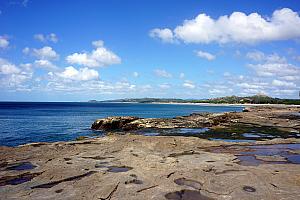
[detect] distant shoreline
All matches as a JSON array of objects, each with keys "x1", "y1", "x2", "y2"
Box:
[
  {"x1": 98, "y1": 101, "x2": 300, "y2": 107},
  {"x1": 150, "y1": 102, "x2": 300, "y2": 107}
]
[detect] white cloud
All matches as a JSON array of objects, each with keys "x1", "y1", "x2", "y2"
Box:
[
  {"x1": 246, "y1": 52, "x2": 300, "y2": 83},
  {"x1": 22, "y1": 47, "x2": 30, "y2": 54},
  {"x1": 0, "y1": 36, "x2": 9, "y2": 49},
  {"x1": 34, "y1": 59, "x2": 57, "y2": 71},
  {"x1": 183, "y1": 80, "x2": 195, "y2": 89},
  {"x1": 0, "y1": 58, "x2": 32, "y2": 89},
  {"x1": 45, "y1": 79, "x2": 140, "y2": 94},
  {"x1": 66, "y1": 40, "x2": 121, "y2": 67},
  {"x1": 196, "y1": 50, "x2": 216, "y2": 60},
  {"x1": 1, "y1": 73, "x2": 32, "y2": 88},
  {"x1": 92, "y1": 40, "x2": 104, "y2": 48},
  {"x1": 159, "y1": 83, "x2": 171, "y2": 89},
  {"x1": 20, "y1": 63, "x2": 33, "y2": 71},
  {"x1": 237, "y1": 82, "x2": 267, "y2": 90},
  {"x1": 208, "y1": 89, "x2": 224, "y2": 95},
  {"x1": 248, "y1": 62, "x2": 300, "y2": 78},
  {"x1": 151, "y1": 8, "x2": 300, "y2": 44},
  {"x1": 48, "y1": 33, "x2": 58, "y2": 43},
  {"x1": 0, "y1": 58, "x2": 20, "y2": 74},
  {"x1": 25, "y1": 46, "x2": 59, "y2": 60},
  {"x1": 133, "y1": 72, "x2": 139, "y2": 77},
  {"x1": 246, "y1": 51, "x2": 265, "y2": 61},
  {"x1": 58, "y1": 66, "x2": 99, "y2": 81},
  {"x1": 34, "y1": 33, "x2": 58, "y2": 43},
  {"x1": 246, "y1": 51, "x2": 286, "y2": 63},
  {"x1": 34, "y1": 34, "x2": 45, "y2": 42},
  {"x1": 272, "y1": 79, "x2": 296, "y2": 88},
  {"x1": 154, "y1": 69, "x2": 172, "y2": 78},
  {"x1": 149, "y1": 28, "x2": 176, "y2": 43}
]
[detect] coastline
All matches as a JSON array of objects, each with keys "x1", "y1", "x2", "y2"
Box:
[
  {"x1": 102, "y1": 101, "x2": 300, "y2": 107},
  {"x1": 0, "y1": 105, "x2": 300, "y2": 199}
]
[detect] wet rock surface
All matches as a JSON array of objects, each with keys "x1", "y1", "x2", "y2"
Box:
[
  {"x1": 0, "y1": 135, "x2": 300, "y2": 199},
  {"x1": 91, "y1": 106, "x2": 300, "y2": 141}
]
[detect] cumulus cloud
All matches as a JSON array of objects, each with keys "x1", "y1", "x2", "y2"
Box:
[
  {"x1": 154, "y1": 69, "x2": 172, "y2": 78},
  {"x1": 183, "y1": 80, "x2": 196, "y2": 89},
  {"x1": 246, "y1": 51, "x2": 285, "y2": 63},
  {"x1": 196, "y1": 50, "x2": 216, "y2": 60},
  {"x1": 24, "y1": 46, "x2": 59, "y2": 60},
  {"x1": 149, "y1": 28, "x2": 176, "y2": 43},
  {"x1": 33, "y1": 46, "x2": 59, "y2": 60},
  {"x1": 247, "y1": 54, "x2": 300, "y2": 80},
  {"x1": 219, "y1": 51, "x2": 300, "y2": 98},
  {"x1": 58, "y1": 66, "x2": 99, "y2": 81},
  {"x1": 0, "y1": 58, "x2": 20, "y2": 74},
  {"x1": 237, "y1": 82, "x2": 267, "y2": 90},
  {"x1": 272, "y1": 79, "x2": 296, "y2": 88},
  {"x1": 20, "y1": 63, "x2": 33, "y2": 72},
  {"x1": 0, "y1": 58, "x2": 32, "y2": 89},
  {"x1": 45, "y1": 79, "x2": 139, "y2": 94},
  {"x1": 203, "y1": 84, "x2": 234, "y2": 95},
  {"x1": 150, "y1": 8, "x2": 300, "y2": 44},
  {"x1": 66, "y1": 40, "x2": 121, "y2": 68},
  {"x1": 34, "y1": 59, "x2": 58, "y2": 71},
  {"x1": 34, "y1": 33, "x2": 58, "y2": 43},
  {"x1": 0, "y1": 36, "x2": 9, "y2": 49},
  {"x1": 246, "y1": 51, "x2": 266, "y2": 61}
]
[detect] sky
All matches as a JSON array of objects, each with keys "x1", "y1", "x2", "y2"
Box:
[{"x1": 0, "y1": 0, "x2": 300, "y2": 101}]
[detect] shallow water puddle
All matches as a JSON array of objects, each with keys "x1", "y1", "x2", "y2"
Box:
[
  {"x1": 208, "y1": 143, "x2": 300, "y2": 166},
  {"x1": 0, "y1": 172, "x2": 42, "y2": 186},
  {"x1": 136, "y1": 125, "x2": 299, "y2": 142},
  {"x1": 137, "y1": 128, "x2": 210, "y2": 137},
  {"x1": 107, "y1": 166, "x2": 133, "y2": 173},
  {"x1": 95, "y1": 163, "x2": 133, "y2": 173},
  {"x1": 165, "y1": 189, "x2": 214, "y2": 200},
  {"x1": 209, "y1": 138, "x2": 256, "y2": 143},
  {"x1": 6, "y1": 162, "x2": 37, "y2": 171}
]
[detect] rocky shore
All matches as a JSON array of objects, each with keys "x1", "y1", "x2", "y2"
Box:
[
  {"x1": 91, "y1": 106, "x2": 300, "y2": 137},
  {"x1": 0, "y1": 106, "x2": 300, "y2": 199}
]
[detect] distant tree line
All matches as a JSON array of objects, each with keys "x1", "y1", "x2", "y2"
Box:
[{"x1": 91, "y1": 95, "x2": 300, "y2": 105}]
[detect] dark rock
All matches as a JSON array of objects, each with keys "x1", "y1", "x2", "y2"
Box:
[
  {"x1": 242, "y1": 108, "x2": 251, "y2": 112},
  {"x1": 91, "y1": 116, "x2": 140, "y2": 131}
]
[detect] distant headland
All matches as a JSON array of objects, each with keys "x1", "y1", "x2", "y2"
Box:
[{"x1": 89, "y1": 95, "x2": 300, "y2": 105}]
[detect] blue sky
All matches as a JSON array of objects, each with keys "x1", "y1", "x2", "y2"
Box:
[{"x1": 0, "y1": 0, "x2": 300, "y2": 101}]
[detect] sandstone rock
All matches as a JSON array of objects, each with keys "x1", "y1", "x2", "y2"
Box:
[{"x1": 0, "y1": 136, "x2": 300, "y2": 200}]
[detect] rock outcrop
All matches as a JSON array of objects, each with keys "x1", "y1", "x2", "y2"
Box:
[
  {"x1": 91, "y1": 116, "x2": 140, "y2": 131},
  {"x1": 91, "y1": 112, "x2": 240, "y2": 131},
  {"x1": 91, "y1": 106, "x2": 300, "y2": 134}
]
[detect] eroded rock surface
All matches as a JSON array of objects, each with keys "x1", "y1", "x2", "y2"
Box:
[{"x1": 0, "y1": 136, "x2": 300, "y2": 200}]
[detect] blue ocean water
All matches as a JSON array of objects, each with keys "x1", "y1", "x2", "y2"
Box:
[{"x1": 0, "y1": 102, "x2": 243, "y2": 147}]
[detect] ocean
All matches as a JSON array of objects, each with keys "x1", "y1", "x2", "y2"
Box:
[{"x1": 0, "y1": 102, "x2": 243, "y2": 147}]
